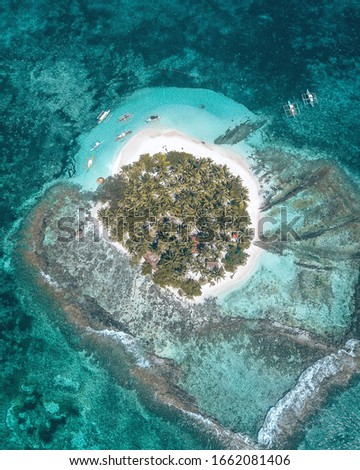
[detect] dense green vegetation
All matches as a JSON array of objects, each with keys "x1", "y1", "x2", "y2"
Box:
[{"x1": 96, "y1": 151, "x2": 253, "y2": 298}]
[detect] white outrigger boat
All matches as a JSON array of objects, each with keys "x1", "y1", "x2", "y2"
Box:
[
  {"x1": 97, "y1": 109, "x2": 111, "y2": 124},
  {"x1": 86, "y1": 155, "x2": 94, "y2": 172},
  {"x1": 90, "y1": 141, "x2": 104, "y2": 151},
  {"x1": 302, "y1": 89, "x2": 318, "y2": 107},
  {"x1": 145, "y1": 114, "x2": 160, "y2": 123},
  {"x1": 283, "y1": 101, "x2": 300, "y2": 117},
  {"x1": 115, "y1": 130, "x2": 132, "y2": 141},
  {"x1": 118, "y1": 113, "x2": 133, "y2": 123}
]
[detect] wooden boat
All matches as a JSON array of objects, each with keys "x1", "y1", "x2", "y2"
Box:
[
  {"x1": 145, "y1": 115, "x2": 160, "y2": 123},
  {"x1": 86, "y1": 155, "x2": 94, "y2": 172},
  {"x1": 97, "y1": 109, "x2": 111, "y2": 124},
  {"x1": 283, "y1": 101, "x2": 300, "y2": 117},
  {"x1": 90, "y1": 141, "x2": 103, "y2": 151},
  {"x1": 115, "y1": 130, "x2": 132, "y2": 141},
  {"x1": 118, "y1": 113, "x2": 133, "y2": 123},
  {"x1": 302, "y1": 89, "x2": 318, "y2": 107}
]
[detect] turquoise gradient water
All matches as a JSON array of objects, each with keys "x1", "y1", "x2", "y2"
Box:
[{"x1": 1, "y1": 0, "x2": 359, "y2": 450}]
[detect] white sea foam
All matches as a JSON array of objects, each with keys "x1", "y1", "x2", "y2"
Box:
[
  {"x1": 87, "y1": 328, "x2": 256, "y2": 448},
  {"x1": 258, "y1": 340, "x2": 360, "y2": 448},
  {"x1": 86, "y1": 327, "x2": 150, "y2": 368},
  {"x1": 40, "y1": 270, "x2": 60, "y2": 288},
  {"x1": 178, "y1": 408, "x2": 256, "y2": 449}
]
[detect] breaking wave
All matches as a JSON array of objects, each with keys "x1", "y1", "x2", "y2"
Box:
[
  {"x1": 258, "y1": 340, "x2": 360, "y2": 448},
  {"x1": 40, "y1": 270, "x2": 60, "y2": 289},
  {"x1": 178, "y1": 408, "x2": 256, "y2": 450},
  {"x1": 86, "y1": 327, "x2": 150, "y2": 368}
]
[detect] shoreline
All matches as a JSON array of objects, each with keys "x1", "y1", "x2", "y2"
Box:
[{"x1": 109, "y1": 127, "x2": 263, "y2": 302}]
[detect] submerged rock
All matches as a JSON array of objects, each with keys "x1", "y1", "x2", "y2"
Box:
[
  {"x1": 218, "y1": 141, "x2": 360, "y2": 340},
  {"x1": 214, "y1": 119, "x2": 266, "y2": 145}
]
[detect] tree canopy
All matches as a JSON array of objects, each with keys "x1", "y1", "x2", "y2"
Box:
[{"x1": 96, "y1": 151, "x2": 253, "y2": 298}]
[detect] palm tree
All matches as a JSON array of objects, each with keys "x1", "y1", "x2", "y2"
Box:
[{"x1": 97, "y1": 151, "x2": 253, "y2": 297}]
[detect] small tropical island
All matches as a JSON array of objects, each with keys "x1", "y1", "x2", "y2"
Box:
[{"x1": 96, "y1": 151, "x2": 254, "y2": 298}]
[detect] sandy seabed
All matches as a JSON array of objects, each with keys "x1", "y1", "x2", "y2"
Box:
[{"x1": 110, "y1": 127, "x2": 263, "y2": 301}]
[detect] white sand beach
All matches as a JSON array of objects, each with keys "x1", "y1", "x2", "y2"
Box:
[{"x1": 111, "y1": 127, "x2": 263, "y2": 301}]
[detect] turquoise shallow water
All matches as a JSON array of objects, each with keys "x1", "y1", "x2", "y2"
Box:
[
  {"x1": 72, "y1": 87, "x2": 253, "y2": 191},
  {"x1": 174, "y1": 328, "x2": 315, "y2": 440},
  {"x1": 1, "y1": 253, "x2": 212, "y2": 450},
  {"x1": 1, "y1": 0, "x2": 360, "y2": 450},
  {"x1": 298, "y1": 377, "x2": 360, "y2": 450}
]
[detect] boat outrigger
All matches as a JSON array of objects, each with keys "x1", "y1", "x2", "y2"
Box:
[
  {"x1": 97, "y1": 109, "x2": 111, "y2": 124},
  {"x1": 115, "y1": 130, "x2": 132, "y2": 141},
  {"x1": 283, "y1": 101, "x2": 300, "y2": 117},
  {"x1": 302, "y1": 89, "x2": 318, "y2": 107},
  {"x1": 118, "y1": 113, "x2": 133, "y2": 123},
  {"x1": 145, "y1": 115, "x2": 160, "y2": 123},
  {"x1": 90, "y1": 141, "x2": 104, "y2": 151}
]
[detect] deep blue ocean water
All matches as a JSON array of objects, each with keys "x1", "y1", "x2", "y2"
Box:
[{"x1": 1, "y1": 0, "x2": 359, "y2": 449}]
